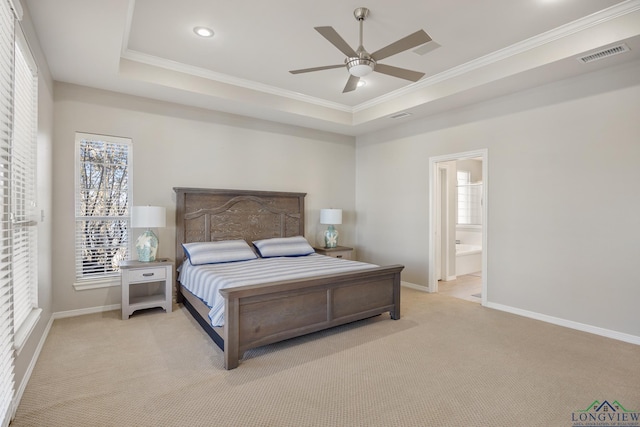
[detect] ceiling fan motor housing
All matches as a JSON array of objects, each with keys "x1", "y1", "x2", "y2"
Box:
[{"x1": 346, "y1": 57, "x2": 375, "y2": 77}]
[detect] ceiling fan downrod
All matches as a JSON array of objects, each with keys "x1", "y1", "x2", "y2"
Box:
[
  {"x1": 354, "y1": 7, "x2": 369, "y2": 51},
  {"x1": 347, "y1": 7, "x2": 375, "y2": 77}
]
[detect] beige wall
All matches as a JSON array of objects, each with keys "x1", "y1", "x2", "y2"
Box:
[
  {"x1": 52, "y1": 83, "x2": 356, "y2": 312},
  {"x1": 356, "y1": 59, "x2": 640, "y2": 338}
]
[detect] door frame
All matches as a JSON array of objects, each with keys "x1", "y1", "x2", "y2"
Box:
[
  {"x1": 428, "y1": 149, "x2": 488, "y2": 306},
  {"x1": 435, "y1": 163, "x2": 453, "y2": 281}
]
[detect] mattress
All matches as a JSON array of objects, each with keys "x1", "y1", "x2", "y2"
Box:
[{"x1": 178, "y1": 253, "x2": 377, "y2": 327}]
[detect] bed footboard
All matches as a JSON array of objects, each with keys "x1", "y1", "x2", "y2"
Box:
[{"x1": 220, "y1": 265, "x2": 403, "y2": 369}]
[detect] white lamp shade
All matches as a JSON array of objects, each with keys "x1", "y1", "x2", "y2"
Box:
[
  {"x1": 131, "y1": 206, "x2": 166, "y2": 228},
  {"x1": 320, "y1": 209, "x2": 342, "y2": 225}
]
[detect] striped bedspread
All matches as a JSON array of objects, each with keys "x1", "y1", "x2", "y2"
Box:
[{"x1": 178, "y1": 253, "x2": 378, "y2": 327}]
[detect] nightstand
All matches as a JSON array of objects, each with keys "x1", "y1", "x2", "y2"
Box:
[
  {"x1": 120, "y1": 259, "x2": 173, "y2": 320},
  {"x1": 314, "y1": 246, "x2": 354, "y2": 260}
]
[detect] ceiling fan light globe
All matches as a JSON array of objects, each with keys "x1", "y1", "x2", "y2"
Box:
[{"x1": 347, "y1": 58, "x2": 375, "y2": 77}]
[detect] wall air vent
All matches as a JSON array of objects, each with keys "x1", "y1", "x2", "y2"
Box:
[
  {"x1": 577, "y1": 43, "x2": 630, "y2": 64},
  {"x1": 389, "y1": 112, "x2": 412, "y2": 120}
]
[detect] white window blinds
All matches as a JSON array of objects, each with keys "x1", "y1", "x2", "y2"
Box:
[
  {"x1": 0, "y1": 1, "x2": 14, "y2": 425},
  {"x1": 75, "y1": 133, "x2": 132, "y2": 280},
  {"x1": 12, "y1": 26, "x2": 38, "y2": 342}
]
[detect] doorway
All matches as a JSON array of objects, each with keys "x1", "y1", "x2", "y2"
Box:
[{"x1": 428, "y1": 149, "x2": 488, "y2": 306}]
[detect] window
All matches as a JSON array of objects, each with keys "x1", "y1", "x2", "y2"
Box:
[
  {"x1": 12, "y1": 23, "x2": 39, "y2": 352},
  {"x1": 457, "y1": 170, "x2": 483, "y2": 225},
  {"x1": 457, "y1": 171, "x2": 471, "y2": 224},
  {"x1": 75, "y1": 133, "x2": 132, "y2": 282}
]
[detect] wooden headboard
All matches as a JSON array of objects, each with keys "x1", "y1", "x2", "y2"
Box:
[{"x1": 174, "y1": 188, "x2": 306, "y2": 263}]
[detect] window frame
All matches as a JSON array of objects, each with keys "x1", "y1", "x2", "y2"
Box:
[{"x1": 74, "y1": 132, "x2": 132, "y2": 288}]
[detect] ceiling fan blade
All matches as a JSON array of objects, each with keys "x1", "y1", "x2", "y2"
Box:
[
  {"x1": 315, "y1": 26, "x2": 358, "y2": 58},
  {"x1": 342, "y1": 75, "x2": 360, "y2": 93},
  {"x1": 371, "y1": 30, "x2": 432, "y2": 61},
  {"x1": 289, "y1": 64, "x2": 344, "y2": 74},
  {"x1": 374, "y1": 63, "x2": 425, "y2": 82}
]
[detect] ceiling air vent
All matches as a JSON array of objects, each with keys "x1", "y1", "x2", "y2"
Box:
[
  {"x1": 577, "y1": 43, "x2": 630, "y2": 64},
  {"x1": 389, "y1": 112, "x2": 412, "y2": 120}
]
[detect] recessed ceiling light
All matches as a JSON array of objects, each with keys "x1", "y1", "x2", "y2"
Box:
[
  {"x1": 193, "y1": 26, "x2": 214, "y2": 38},
  {"x1": 357, "y1": 80, "x2": 366, "y2": 87}
]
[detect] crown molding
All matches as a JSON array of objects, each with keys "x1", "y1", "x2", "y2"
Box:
[
  {"x1": 120, "y1": 49, "x2": 353, "y2": 113},
  {"x1": 120, "y1": 0, "x2": 640, "y2": 117},
  {"x1": 355, "y1": 0, "x2": 640, "y2": 112}
]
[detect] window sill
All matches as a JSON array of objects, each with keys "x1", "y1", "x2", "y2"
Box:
[
  {"x1": 73, "y1": 277, "x2": 121, "y2": 291},
  {"x1": 14, "y1": 308, "x2": 42, "y2": 355}
]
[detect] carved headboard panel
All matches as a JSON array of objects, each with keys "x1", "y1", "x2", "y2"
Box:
[{"x1": 174, "y1": 188, "x2": 306, "y2": 262}]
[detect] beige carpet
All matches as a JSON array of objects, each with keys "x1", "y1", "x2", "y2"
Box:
[{"x1": 13, "y1": 288, "x2": 640, "y2": 426}]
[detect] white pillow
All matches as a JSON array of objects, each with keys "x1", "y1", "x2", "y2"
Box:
[
  {"x1": 182, "y1": 240, "x2": 257, "y2": 265},
  {"x1": 253, "y1": 236, "x2": 314, "y2": 258}
]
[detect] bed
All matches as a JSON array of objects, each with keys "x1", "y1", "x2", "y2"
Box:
[{"x1": 174, "y1": 187, "x2": 404, "y2": 369}]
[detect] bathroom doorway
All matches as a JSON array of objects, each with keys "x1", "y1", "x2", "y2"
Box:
[{"x1": 428, "y1": 149, "x2": 488, "y2": 305}]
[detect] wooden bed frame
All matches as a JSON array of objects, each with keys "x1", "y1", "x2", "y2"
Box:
[{"x1": 174, "y1": 188, "x2": 404, "y2": 369}]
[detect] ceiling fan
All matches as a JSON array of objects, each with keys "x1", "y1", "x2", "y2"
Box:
[{"x1": 289, "y1": 7, "x2": 432, "y2": 93}]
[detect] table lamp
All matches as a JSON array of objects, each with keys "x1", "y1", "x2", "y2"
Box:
[
  {"x1": 131, "y1": 206, "x2": 166, "y2": 262},
  {"x1": 320, "y1": 208, "x2": 342, "y2": 248}
]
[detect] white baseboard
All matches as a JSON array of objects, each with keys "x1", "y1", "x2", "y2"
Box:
[
  {"x1": 401, "y1": 281, "x2": 430, "y2": 292},
  {"x1": 400, "y1": 282, "x2": 638, "y2": 345},
  {"x1": 486, "y1": 302, "x2": 640, "y2": 346},
  {"x1": 52, "y1": 304, "x2": 121, "y2": 320},
  {"x1": 11, "y1": 314, "x2": 54, "y2": 422}
]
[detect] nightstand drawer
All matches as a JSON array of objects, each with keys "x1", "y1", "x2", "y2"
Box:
[
  {"x1": 326, "y1": 250, "x2": 351, "y2": 259},
  {"x1": 128, "y1": 267, "x2": 166, "y2": 282},
  {"x1": 313, "y1": 246, "x2": 354, "y2": 260}
]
